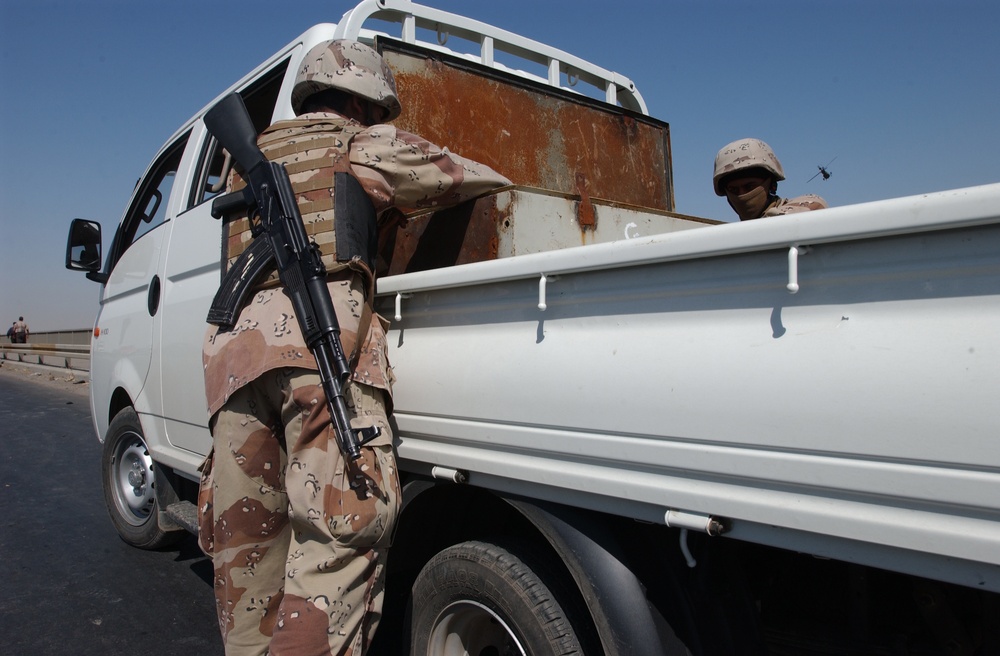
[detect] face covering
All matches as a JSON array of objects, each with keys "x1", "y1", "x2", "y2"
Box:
[{"x1": 728, "y1": 185, "x2": 770, "y2": 221}]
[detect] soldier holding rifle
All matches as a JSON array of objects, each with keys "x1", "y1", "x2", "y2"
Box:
[{"x1": 198, "y1": 40, "x2": 509, "y2": 655}]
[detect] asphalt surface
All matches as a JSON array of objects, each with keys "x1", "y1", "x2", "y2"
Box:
[{"x1": 0, "y1": 364, "x2": 223, "y2": 656}]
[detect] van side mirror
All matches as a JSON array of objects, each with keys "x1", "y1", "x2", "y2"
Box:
[{"x1": 66, "y1": 218, "x2": 108, "y2": 283}]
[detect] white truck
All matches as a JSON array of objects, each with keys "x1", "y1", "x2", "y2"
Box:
[{"x1": 65, "y1": 2, "x2": 999, "y2": 654}]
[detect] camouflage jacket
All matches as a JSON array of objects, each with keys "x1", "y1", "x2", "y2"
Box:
[
  {"x1": 763, "y1": 194, "x2": 828, "y2": 217},
  {"x1": 203, "y1": 113, "x2": 511, "y2": 417}
]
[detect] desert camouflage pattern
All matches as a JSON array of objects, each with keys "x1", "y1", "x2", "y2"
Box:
[
  {"x1": 221, "y1": 113, "x2": 511, "y2": 277},
  {"x1": 206, "y1": 113, "x2": 511, "y2": 417},
  {"x1": 203, "y1": 276, "x2": 394, "y2": 421},
  {"x1": 201, "y1": 112, "x2": 508, "y2": 654},
  {"x1": 221, "y1": 117, "x2": 366, "y2": 279},
  {"x1": 713, "y1": 138, "x2": 785, "y2": 195},
  {"x1": 198, "y1": 369, "x2": 399, "y2": 656},
  {"x1": 291, "y1": 40, "x2": 402, "y2": 120},
  {"x1": 763, "y1": 194, "x2": 828, "y2": 216}
]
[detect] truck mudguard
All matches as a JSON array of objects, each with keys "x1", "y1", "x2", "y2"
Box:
[{"x1": 507, "y1": 499, "x2": 685, "y2": 656}]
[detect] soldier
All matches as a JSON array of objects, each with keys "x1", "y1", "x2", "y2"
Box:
[
  {"x1": 198, "y1": 40, "x2": 510, "y2": 655},
  {"x1": 713, "y1": 138, "x2": 827, "y2": 221}
]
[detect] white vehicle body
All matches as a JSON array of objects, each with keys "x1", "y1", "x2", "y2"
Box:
[
  {"x1": 383, "y1": 184, "x2": 1000, "y2": 580},
  {"x1": 68, "y1": 2, "x2": 998, "y2": 654}
]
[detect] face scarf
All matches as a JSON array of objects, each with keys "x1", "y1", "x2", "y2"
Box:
[{"x1": 727, "y1": 185, "x2": 770, "y2": 221}]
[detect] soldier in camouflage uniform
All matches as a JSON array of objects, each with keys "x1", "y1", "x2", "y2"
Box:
[
  {"x1": 198, "y1": 39, "x2": 510, "y2": 656},
  {"x1": 713, "y1": 138, "x2": 827, "y2": 221}
]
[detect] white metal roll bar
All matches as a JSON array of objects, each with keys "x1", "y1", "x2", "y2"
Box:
[{"x1": 333, "y1": 0, "x2": 648, "y2": 113}]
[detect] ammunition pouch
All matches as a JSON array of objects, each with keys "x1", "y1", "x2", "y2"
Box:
[{"x1": 335, "y1": 171, "x2": 378, "y2": 273}]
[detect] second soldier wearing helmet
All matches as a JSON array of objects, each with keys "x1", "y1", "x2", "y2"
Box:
[
  {"x1": 199, "y1": 40, "x2": 510, "y2": 656},
  {"x1": 713, "y1": 138, "x2": 827, "y2": 221}
]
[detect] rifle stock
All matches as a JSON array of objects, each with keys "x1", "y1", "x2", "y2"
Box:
[{"x1": 204, "y1": 93, "x2": 267, "y2": 174}]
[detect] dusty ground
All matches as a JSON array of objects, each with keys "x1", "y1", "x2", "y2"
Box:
[{"x1": 0, "y1": 360, "x2": 90, "y2": 399}]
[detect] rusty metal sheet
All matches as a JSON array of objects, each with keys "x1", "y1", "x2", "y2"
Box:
[
  {"x1": 381, "y1": 195, "x2": 503, "y2": 276},
  {"x1": 378, "y1": 38, "x2": 674, "y2": 213},
  {"x1": 378, "y1": 189, "x2": 713, "y2": 277}
]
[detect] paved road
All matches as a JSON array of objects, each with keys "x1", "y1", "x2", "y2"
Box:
[{"x1": 0, "y1": 365, "x2": 223, "y2": 656}]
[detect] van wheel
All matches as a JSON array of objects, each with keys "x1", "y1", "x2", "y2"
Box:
[
  {"x1": 409, "y1": 540, "x2": 593, "y2": 656},
  {"x1": 102, "y1": 407, "x2": 179, "y2": 549}
]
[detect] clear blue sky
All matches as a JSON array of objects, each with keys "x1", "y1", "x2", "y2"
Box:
[{"x1": 2, "y1": 0, "x2": 998, "y2": 331}]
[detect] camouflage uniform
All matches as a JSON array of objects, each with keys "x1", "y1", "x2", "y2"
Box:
[
  {"x1": 762, "y1": 194, "x2": 828, "y2": 217},
  {"x1": 199, "y1": 108, "x2": 509, "y2": 656}
]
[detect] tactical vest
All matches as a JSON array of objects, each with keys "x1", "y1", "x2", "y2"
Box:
[{"x1": 222, "y1": 116, "x2": 370, "y2": 281}]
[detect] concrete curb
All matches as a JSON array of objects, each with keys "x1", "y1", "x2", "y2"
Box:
[{"x1": 0, "y1": 359, "x2": 90, "y2": 383}]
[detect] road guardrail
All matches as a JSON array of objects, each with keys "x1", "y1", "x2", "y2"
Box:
[{"x1": 0, "y1": 343, "x2": 90, "y2": 372}]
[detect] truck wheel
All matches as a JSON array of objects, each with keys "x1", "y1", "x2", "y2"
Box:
[
  {"x1": 409, "y1": 540, "x2": 592, "y2": 656},
  {"x1": 102, "y1": 407, "x2": 179, "y2": 549}
]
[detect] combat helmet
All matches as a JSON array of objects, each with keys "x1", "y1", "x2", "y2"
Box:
[
  {"x1": 713, "y1": 138, "x2": 785, "y2": 196},
  {"x1": 291, "y1": 39, "x2": 402, "y2": 121}
]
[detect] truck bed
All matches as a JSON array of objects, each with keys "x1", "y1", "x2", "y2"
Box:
[{"x1": 377, "y1": 182, "x2": 1000, "y2": 591}]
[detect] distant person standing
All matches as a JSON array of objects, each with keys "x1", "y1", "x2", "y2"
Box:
[
  {"x1": 6, "y1": 322, "x2": 15, "y2": 343},
  {"x1": 713, "y1": 138, "x2": 827, "y2": 221},
  {"x1": 13, "y1": 317, "x2": 29, "y2": 343}
]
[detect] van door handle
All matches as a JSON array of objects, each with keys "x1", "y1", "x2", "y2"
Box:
[{"x1": 147, "y1": 275, "x2": 161, "y2": 317}]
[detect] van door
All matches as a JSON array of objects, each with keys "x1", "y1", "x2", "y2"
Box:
[
  {"x1": 157, "y1": 60, "x2": 291, "y2": 456},
  {"x1": 156, "y1": 127, "x2": 227, "y2": 457},
  {"x1": 91, "y1": 135, "x2": 189, "y2": 424}
]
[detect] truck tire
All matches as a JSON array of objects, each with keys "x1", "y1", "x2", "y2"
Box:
[
  {"x1": 102, "y1": 407, "x2": 179, "y2": 549},
  {"x1": 409, "y1": 540, "x2": 592, "y2": 656}
]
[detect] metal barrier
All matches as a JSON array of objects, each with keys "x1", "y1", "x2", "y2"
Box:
[
  {"x1": 2, "y1": 329, "x2": 92, "y2": 346},
  {"x1": 0, "y1": 343, "x2": 90, "y2": 372}
]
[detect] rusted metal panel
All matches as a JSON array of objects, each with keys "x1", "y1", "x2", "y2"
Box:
[
  {"x1": 378, "y1": 38, "x2": 674, "y2": 213},
  {"x1": 379, "y1": 188, "x2": 713, "y2": 277},
  {"x1": 381, "y1": 194, "x2": 503, "y2": 276},
  {"x1": 373, "y1": 38, "x2": 683, "y2": 277}
]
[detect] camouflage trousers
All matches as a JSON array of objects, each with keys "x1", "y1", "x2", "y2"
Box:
[{"x1": 197, "y1": 367, "x2": 400, "y2": 656}]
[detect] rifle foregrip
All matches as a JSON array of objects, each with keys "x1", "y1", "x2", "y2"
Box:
[{"x1": 211, "y1": 187, "x2": 254, "y2": 220}]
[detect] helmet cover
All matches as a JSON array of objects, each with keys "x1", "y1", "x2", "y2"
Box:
[
  {"x1": 291, "y1": 39, "x2": 401, "y2": 120},
  {"x1": 713, "y1": 138, "x2": 785, "y2": 196}
]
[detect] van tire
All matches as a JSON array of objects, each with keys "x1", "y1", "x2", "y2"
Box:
[
  {"x1": 408, "y1": 540, "x2": 592, "y2": 656},
  {"x1": 102, "y1": 407, "x2": 180, "y2": 549}
]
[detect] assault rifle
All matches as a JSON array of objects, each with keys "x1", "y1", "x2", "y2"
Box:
[{"x1": 203, "y1": 92, "x2": 379, "y2": 461}]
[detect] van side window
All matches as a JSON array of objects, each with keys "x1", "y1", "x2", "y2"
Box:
[
  {"x1": 191, "y1": 138, "x2": 230, "y2": 207},
  {"x1": 109, "y1": 134, "x2": 189, "y2": 267},
  {"x1": 189, "y1": 58, "x2": 290, "y2": 209}
]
